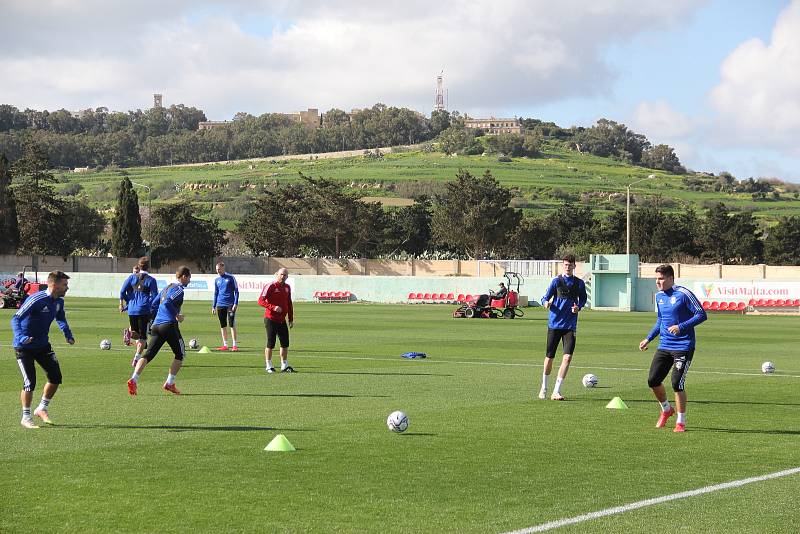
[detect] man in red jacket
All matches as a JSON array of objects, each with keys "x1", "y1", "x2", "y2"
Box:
[{"x1": 258, "y1": 268, "x2": 295, "y2": 373}]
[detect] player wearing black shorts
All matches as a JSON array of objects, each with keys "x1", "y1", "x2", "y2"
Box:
[
  {"x1": 639, "y1": 264, "x2": 706, "y2": 432},
  {"x1": 212, "y1": 262, "x2": 239, "y2": 351},
  {"x1": 127, "y1": 266, "x2": 192, "y2": 396},
  {"x1": 12, "y1": 271, "x2": 75, "y2": 428},
  {"x1": 537, "y1": 255, "x2": 587, "y2": 400},
  {"x1": 258, "y1": 268, "x2": 295, "y2": 373}
]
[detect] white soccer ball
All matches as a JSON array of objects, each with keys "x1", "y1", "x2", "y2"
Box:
[
  {"x1": 387, "y1": 410, "x2": 409, "y2": 433},
  {"x1": 582, "y1": 373, "x2": 598, "y2": 388},
  {"x1": 100, "y1": 339, "x2": 112, "y2": 350},
  {"x1": 189, "y1": 338, "x2": 199, "y2": 350},
  {"x1": 762, "y1": 361, "x2": 775, "y2": 374}
]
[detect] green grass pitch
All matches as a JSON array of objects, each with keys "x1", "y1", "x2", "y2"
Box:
[{"x1": 2, "y1": 300, "x2": 799, "y2": 533}]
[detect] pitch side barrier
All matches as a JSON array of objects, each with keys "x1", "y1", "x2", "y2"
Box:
[{"x1": 20, "y1": 272, "x2": 550, "y2": 305}]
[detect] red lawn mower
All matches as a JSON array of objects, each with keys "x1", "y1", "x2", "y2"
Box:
[
  {"x1": 452, "y1": 272, "x2": 524, "y2": 319},
  {"x1": 0, "y1": 269, "x2": 46, "y2": 309}
]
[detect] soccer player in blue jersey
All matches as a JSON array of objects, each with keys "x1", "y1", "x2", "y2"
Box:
[
  {"x1": 538, "y1": 254, "x2": 587, "y2": 400},
  {"x1": 212, "y1": 261, "x2": 239, "y2": 351},
  {"x1": 639, "y1": 264, "x2": 707, "y2": 433},
  {"x1": 11, "y1": 271, "x2": 75, "y2": 428},
  {"x1": 119, "y1": 257, "x2": 159, "y2": 367},
  {"x1": 127, "y1": 266, "x2": 191, "y2": 396}
]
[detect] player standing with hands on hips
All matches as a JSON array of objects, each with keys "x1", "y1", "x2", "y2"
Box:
[
  {"x1": 538, "y1": 254, "x2": 587, "y2": 401},
  {"x1": 639, "y1": 264, "x2": 706, "y2": 432},
  {"x1": 12, "y1": 271, "x2": 75, "y2": 428},
  {"x1": 258, "y1": 268, "x2": 294, "y2": 373}
]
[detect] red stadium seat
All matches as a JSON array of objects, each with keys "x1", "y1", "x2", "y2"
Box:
[
  {"x1": 776, "y1": 299, "x2": 786, "y2": 307},
  {"x1": 702, "y1": 301, "x2": 711, "y2": 310},
  {"x1": 457, "y1": 294, "x2": 465, "y2": 303},
  {"x1": 793, "y1": 299, "x2": 800, "y2": 306},
  {"x1": 465, "y1": 294, "x2": 473, "y2": 303},
  {"x1": 408, "y1": 292, "x2": 416, "y2": 300},
  {"x1": 709, "y1": 302, "x2": 720, "y2": 310},
  {"x1": 767, "y1": 299, "x2": 776, "y2": 306},
  {"x1": 748, "y1": 298, "x2": 756, "y2": 306},
  {"x1": 423, "y1": 293, "x2": 432, "y2": 300},
  {"x1": 446, "y1": 293, "x2": 455, "y2": 302},
  {"x1": 415, "y1": 292, "x2": 423, "y2": 300},
  {"x1": 756, "y1": 298, "x2": 767, "y2": 306},
  {"x1": 735, "y1": 302, "x2": 746, "y2": 311},
  {"x1": 718, "y1": 302, "x2": 728, "y2": 311}
]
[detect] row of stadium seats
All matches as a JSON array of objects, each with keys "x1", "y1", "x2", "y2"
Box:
[
  {"x1": 314, "y1": 290, "x2": 352, "y2": 303},
  {"x1": 407, "y1": 293, "x2": 471, "y2": 303},
  {"x1": 702, "y1": 299, "x2": 800, "y2": 311}
]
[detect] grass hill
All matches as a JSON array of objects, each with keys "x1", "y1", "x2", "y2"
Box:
[{"x1": 56, "y1": 141, "x2": 800, "y2": 230}]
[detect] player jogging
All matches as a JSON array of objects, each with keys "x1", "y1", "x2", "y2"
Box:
[
  {"x1": 127, "y1": 266, "x2": 191, "y2": 396},
  {"x1": 639, "y1": 264, "x2": 707, "y2": 433},
  {"x1": 12, "y1": 271, "x2": 75, "y2": 428},
  {"x1": 212, "y1": 261, "x2": 239, "y2": 351},
  {"x1": 538, "y1": 254, "x2": 587, "y2": 401},
  {"x1": 119, "y1": 257, "x2": 158, "y2": 367}
]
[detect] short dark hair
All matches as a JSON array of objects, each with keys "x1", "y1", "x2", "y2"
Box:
[
  {"x1": 47, "y1": 271, "x2": 70, "y2": 283},
  {"x1": 176, "y1": 266, "x2": 191, "y2": 278},
  {"x1": 655, "y1": 264, "x2": 675, "y2": 278},
  {"x1": 562, "y1": 254, "x2": 576, "y2": 264},
  {"x1": 137, "y1": 256, "x2": 150, "y2": 271}
]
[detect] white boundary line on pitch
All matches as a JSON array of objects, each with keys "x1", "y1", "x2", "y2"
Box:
[{"x1": 503, "y1": 466, "x2": 800, "y2": 533}]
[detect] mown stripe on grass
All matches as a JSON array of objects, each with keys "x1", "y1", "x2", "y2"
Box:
[{"x1": 503, "y1": 466, "x2": 800, "y2": 533}]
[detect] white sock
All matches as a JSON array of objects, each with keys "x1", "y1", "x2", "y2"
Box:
[
  {"x1": 231, "y1": 338, "x2": 237, "y2": 346},
  {"x1": 660, "y1": 400, "x2": 671, "y2": 412},
  {"x1": 266, "y1": 361, "x2": 273, "y2": 369},
  {"x1": 166, "y1": 373, "x2": 176, "y2": 385},
  {"x1": 222, "y1": 340, "x2": 228, "y2": 347},
  {"x1": 554, "y1": 377, "x2": 564, "y2": 394},
  {"x1": 22, "y1": 407, "x2": 31, "y2": 419},
  {"x1": 281, "y1": 361, "x2": 288, "y2": 370},
  {"x1": 130, "y1": 372, "x2": 140, "y2": 383},
  {"x1": 37, "y1": 396, "x2": 51, "y2": 411},
  {"x1": 541, "y1": 373, "x2": 549, "y2": 392},
  {"x1": 677, "y1": 412, "x2": 686, "y2": 424}
]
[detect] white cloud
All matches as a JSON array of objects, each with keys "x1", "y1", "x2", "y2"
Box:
[
  {"x1": 632, "y1": 100, "x2": 694, "y2": 139},
  {"x1": 709, "y1": 0, "x2": 800, "y2": 153},
  {"x1": 0, "y1": 0, "x2": 707, "y2": 118}
]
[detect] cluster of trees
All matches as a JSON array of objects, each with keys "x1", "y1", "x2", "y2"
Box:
[
  {"x1": 0, "y1": 102, "x2": 682, "y2": 175},
  {"x1": 5, "y1": 142, "x2": 800, "y2": 267}
]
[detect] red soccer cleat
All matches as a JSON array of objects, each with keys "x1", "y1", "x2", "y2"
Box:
[
  {"x1": 216, "y1": 346, "x2": 228, "y2": 351},
  {"x1": 127, "y1": 379, "x2": 138, "y2": 396},
  {"x1": 673, "y1": 423, "x2": 686, "y2": 433},
  {"x1": 163, "y1": 382, "x2": 181, "y2": 395},
  {"x1": 230, "y1": 345, "x2": 239, "y2": 352},
  {"x1": 656, "y1": 407, "x2": 675, "y2": 428}
]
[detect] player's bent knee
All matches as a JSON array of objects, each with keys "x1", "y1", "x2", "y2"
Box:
[{"x1": 647, "y1": 378, "x2": 662, "y2": 388}]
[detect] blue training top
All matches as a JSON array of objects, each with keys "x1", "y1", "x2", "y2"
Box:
[
  {"x1": 646, "y1": 285, "x2": 707, "y2": 351},
  {"x1": 150, "y1": 283, "x2": 185, "y2": 326},
  {"x1": 213, "y1": 273, "x2": 239, "y2": 308},
  {"x1": 119, "y1": 272, "x2": 159, "y2": 316},
  {"x1": 540, "y1": 274, "x2": 588, "y2": 331},
  {"x1": 11, "y1": 290, "x2": 73, "y2": 349}
]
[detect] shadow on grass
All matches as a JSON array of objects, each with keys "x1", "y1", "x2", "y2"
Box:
[
  {"x1": 182, "y1": 392, "x2": 389, "y2": 398},
  {"x1": 693, "y1": 426, "x2": 800, "y2": 436},
  {"x1": 399, "y1": 432, "x2": 438, "y2": 437},
  {"x1": 55, "y1": 423, "x2": 316, "y2": 432}
]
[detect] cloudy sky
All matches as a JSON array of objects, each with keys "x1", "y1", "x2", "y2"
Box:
[{"x1": 2, "y1": 0, "x2": 799, "y2": 181}]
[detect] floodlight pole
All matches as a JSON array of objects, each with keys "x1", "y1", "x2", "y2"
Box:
[{"x1": 626, "y1": 176, "x2": 656, "y2": 256}]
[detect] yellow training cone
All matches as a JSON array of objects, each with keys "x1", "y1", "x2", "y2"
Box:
[
  {"x1": 197, "y1": 346, "x2": 212, "y2": 354},
  {"x1": 605, "y1": 397, "x2": 629, "y2": 409},
  {"x1": 264, "y1": 434, "x2": 296, "y2": 452}
]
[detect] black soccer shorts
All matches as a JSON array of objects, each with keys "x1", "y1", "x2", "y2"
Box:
[{"x1": 545, "y1": 328, "x2": 576, "y2": 358}]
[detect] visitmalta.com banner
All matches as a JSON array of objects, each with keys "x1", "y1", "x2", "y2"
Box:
[
  {"x1": 152, "y1": 275, "x2": 293, "y2": 294},
  {"x1": 694, "y1": 281, "x2": 800, "y2": 302}
]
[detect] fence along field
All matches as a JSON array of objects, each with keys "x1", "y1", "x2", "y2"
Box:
[{"x1": 1, "y1": 299, "x2": 798, "y2": 532}]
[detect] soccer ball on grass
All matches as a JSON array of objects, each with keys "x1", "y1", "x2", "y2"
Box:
[
  {"x1": 99, "y1": 339, "x2": 112, "y2": 350},
  {"x1": 387, "y1": 410, "x2": 409, "y2": 433},
  {"x1": 189, "y1": 338, "x2": 199, "y2": 350},
  {"x1": 762, "y1": 361, "x2": 775, "y2": 374},
  {"x1": 582, "y1": 373, "x2": 598, "y2": 388}
]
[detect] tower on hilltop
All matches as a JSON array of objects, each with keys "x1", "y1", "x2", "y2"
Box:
[
  {"x1": 435, "y1": 72, "x2": 445, "y2": 111},
  {"x1": 153, "y1": 94, "x2": 163, "y2": 108}
]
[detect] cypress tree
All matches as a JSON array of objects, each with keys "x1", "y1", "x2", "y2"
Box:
[
  {"x1": 111, "y1": 177, "x2": 143, "y2": 257},
  {"x1": 0, "y1": 154, "x2": 20, "y2": 254}
]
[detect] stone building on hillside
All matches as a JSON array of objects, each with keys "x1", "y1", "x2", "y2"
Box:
[
  {"x1": 464, "y1": 116, "x2": 522, "y2": 135},
  {"x1": 198, "y1": 108, "x2": 319, "y2": 130}
]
